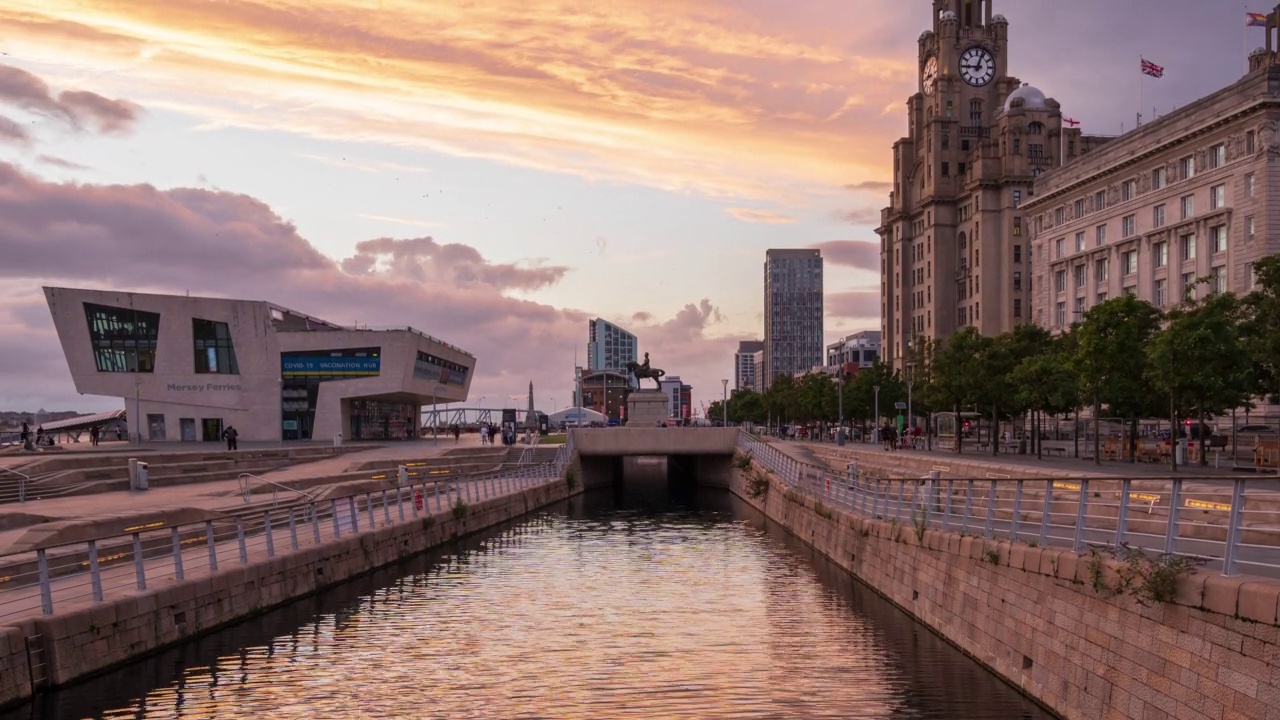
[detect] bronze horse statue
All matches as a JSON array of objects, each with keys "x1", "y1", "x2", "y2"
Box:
[{"x1": 626, "y1": 353, "x2": 666, "y2": 390}]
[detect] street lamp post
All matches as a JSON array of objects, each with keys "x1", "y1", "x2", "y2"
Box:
[
  {"x1": 721, "y1": 379, "x2": 729, "y2": 427},
  {"x1": 838, "y1": 369, "x2": 844, "y2": 440},
  {"x1": 432, "y1": 385, "x2": 438, "y2": 444}
]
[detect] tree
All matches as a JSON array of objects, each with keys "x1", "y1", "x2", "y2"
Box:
[
  {"x1": 1010, "y1": 348, "x2": 1079, "y2": 460},
  {"x1": 763, "y1": 374, "x2": 798, "y2": 429},
  {"x1": 1148, "y1": 289, "x2": 1252, "y2": 466},
  {"x1": 1073, "y1": 295, "x2": 1162, "y2": 464},
  {"x1": 728, "y1": 389, "x2": 766, "y2": 424},
  {"x1": 1000, "y1": 325, "x2": 1056, "y2": 454},
  {"x1": 1240, "y1": 256, "x2": 1280, "y2": 455},
  {"x1": 921, "y1": 328, "x2": 992, "y2": 453},
  {"x1": 847, "y1": 361, "x2": 906, "y2": 431}
]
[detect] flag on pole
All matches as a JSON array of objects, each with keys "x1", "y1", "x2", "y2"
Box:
[
  {"x1": 1247, "y1": 12, "x2": 1269, "y2": 27},
  {"x1": 1063, "y1": 117, "x2": 1080, "y2": 127},
  {"x1": 1140, "y1": 58, "x2": 1164, "y2": 78}
]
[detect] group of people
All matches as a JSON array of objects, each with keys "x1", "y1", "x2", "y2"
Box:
[{"x1": 880, "y1": 423, "x2": 924, "y2": 451}]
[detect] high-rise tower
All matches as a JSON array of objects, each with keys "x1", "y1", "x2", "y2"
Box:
[{"x1": 763, "y1": 249, "x2": 823, "y2": 389}]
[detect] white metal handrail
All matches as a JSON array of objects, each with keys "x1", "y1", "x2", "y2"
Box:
[
  {"x1": 237, "y1": 473, "x2": 315, "y2": 509},
  {"x1": 0, "y1": 466, "x2": 31, "y2": 503}
]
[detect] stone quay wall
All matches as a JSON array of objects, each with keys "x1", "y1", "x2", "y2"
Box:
[
  {"x1": 0, "y1": 478, "x2": 577, "y2": 710},
  {"x1": 729, "y1": 462, "x2": 1280, "y2": 720}
]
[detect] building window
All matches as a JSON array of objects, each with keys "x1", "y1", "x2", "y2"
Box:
[
  {"x1": 1123, "y1": 250, "x2": 1137, "y2": 276},
  {"x1": 961, "y1": 138, "x2": 970, "y2": 151},
  {"x1": 1055, "y1": 208, "x2": 1065, "y2": 225},
  {"x1": 1013, "y1": 190, "x2": 1022, "y2": 206},
  {"x1": 1212, "y1": 225, "x2": 1227, "y2": 254},
  {"x1": 1247, "y1": 216, "x2": 1255, "y2": 243},
  {"x1": 1055, "y1": 269, "x2": 1067, "y2": 292},
  {"x1": 1094, "y1": 190, "x2": 1106, "y2": 211},
  {"x1": 1055, "y1": 238, "x2": 1065, "y2": 258},
  {"x1": 1247, "y1": 173, "x2": 1255, "y2": 197},
  {"x1": 1029, "y1": 143, "x2": 1044, "y2": 159},
  {"x1": 1014, "y1": 244, "x2": 1022, "y2": 263},
  {"x1": 1154, "y1": 278, "x2": 1167, "y2": 307},
  {"x1": 1055, "y1": 301, "x2": 1066, "y2": 326},
  {"x1": 1095, "y1": 224, "x2": 1107, "y2": 246},
  {"x1": 942, "y1": 162, "x2": 950, "y2": 176},
  {"x1": 1074, "y1": 198, "x2": 1086, "y2": 218},
  {"x1": 1153, "y1": 167, "x2": 1166, "y2": 189},
  {"x1": 193, "y1": 318, "x2": 239, "y2": 374},
  {"x1": 1153, "y1": 241, "x2": 1168, "y2": 268},
  {"x1": 1028, "y1": 122, "x2": 1044, "y2": 135},
  {"x1": 1068, "y1": 139, "x2": 1076, "y2": 156},
  {"x1": 1013, "y1": 139, "x2": 1020, "y2": 154},
  {"x1": 1181, "y1": 234, "x2": 1196, "y2": 261},
  {"x1": 1180, "y1": 155, "x2": 1194, "y2": 180},
  {"x1": 970, "y1": 99, "x2": 983, "y2": 125},
  {"x1": 1209, "y1": 143, "x2": 1225, "y2": 169},
  {"x1": 84, "y1": 303, "x2": 160, "y2": 373},
  {"x1": 1252, "y1": 262, "x2": 1260, "y2": 287},
  {"x1": 1153, "y1": 204, "x2": 1165, "y2": 228},
  {"x1": 1122, "y1": 215, "x2": 1135, "y2": 238},
  {"x1": 1013, "y1": 217, "x2": 1022, "y2": 236},
  {"x1": 1180, "y1": 194, "x2": 1194, "y2": 220},
  {"x1": 1247, "y1": 130, "x2": 1257, "y2": 154},
  {"x1": 1096, "y1": 292, "x2": 1108, "y2": 305},
  {"x1": 942, "y1": 134, "x2": 950, "y2": 150},
  {"x1": 1095, "y1": 258, "x2": 1109, "y2": 283},
  {"x1": 1211, "y1": 265, "x2": 1227, "y2": 294},
  {"x1": 1075, "y1": 296, "x2": 1086, "y2": 317},
  {"x1": 1210, "y1": 184, "x2": 1225, "y2": 210},
  {"x1": 1013, "y1": 271, "x2": 1022, "y2": 290},
  {"x1": 1122, "y1": 180, "x2": 1137, "y2": 201},
  {"x1": 1182, "y1": 272, "x2": 1196, "y2": 301},
  {"x1": 1075, "y1": 231, "x2": 1086, "y2": 253},
  {"x1": 1013, "y1": 298, "x2": 1022, "y2": 317},
  {"x1": 1074, "y1": 265, "x2": 1086, "y2": 288}
]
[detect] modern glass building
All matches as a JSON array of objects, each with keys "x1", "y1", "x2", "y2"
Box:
[
  {"x1": 45, "y1": 287, "x2": 475, "y2": 443},
  {"x1": 763, "y1": 249, "x2": 824, "y2": 389},
  {"x1": 586, "y1": 318, "x2": 637, "y2": 372},
  {"x1": 734, "y1": 340, "x2": 763, "y2": 392}
]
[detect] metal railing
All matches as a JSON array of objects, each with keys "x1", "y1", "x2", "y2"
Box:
[
  {"x1": 0, "y1": 460, "x2": 566, "y2": 622},
  {"x1": 0, "y1": 466, "x2": 30, "y2": 504},
  {"x1": 237, "y1": 473, "x2": 316, "y2": 509},
  {"x1": 736, "y1": 432, "x2": 1280, "y2": 580}
]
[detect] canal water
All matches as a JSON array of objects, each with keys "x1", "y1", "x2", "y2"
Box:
[{"x1": 6, "y1": 478, "x2": 1052, "y2": 720}]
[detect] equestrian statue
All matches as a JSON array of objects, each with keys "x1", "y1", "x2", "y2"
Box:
[{"x1": 626, "y1": 352, "x2": 666, "y2": 390}]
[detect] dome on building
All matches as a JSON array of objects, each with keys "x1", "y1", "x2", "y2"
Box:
[
  {"x1": 919, "y1": 29, "x2": 935, "y2": 41},
  {"x1": 1250, "y1": 46, "x2": 1268, "y2": 57},
  {"x1": 992, "y1": 14, "x2": 1008, "y2": 24},
  {"x1": 939, "y1": 10, "x2": 957, "y2": 21},
  {"x1": 1003, "y1": 83, "x2": 1048, "y2": 112}
]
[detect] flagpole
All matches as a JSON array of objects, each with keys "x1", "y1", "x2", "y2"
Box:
[
  {"x1": 1138, "y1": 56, "x2": 1144, "y2": 129},
  {"x1": 1245, "y1": 2, "x2": 1250, "y2": 73}
]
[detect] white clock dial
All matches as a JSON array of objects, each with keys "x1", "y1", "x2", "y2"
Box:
[
  {"x1": 958, "y1": 47, "x2": 995, "y2": 87},
  {"x1": 922, "y1": 56, "x2": 938, "y2": 96}
]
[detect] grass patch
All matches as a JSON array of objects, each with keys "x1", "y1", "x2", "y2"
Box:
[
  {"x1": 564, "y1": 466, "x2": 578, "y2": 492},
  {"x1": 542, "y1": 433, "x2": 567, "y2": 444},
  {"x1": 814, "y1": 500, "x2": 834, "y2": 520},
  {"x1": 746, "y1": 470, "x2": 769, "y2": 500},
  {"x1": 452, "y1": 499, "x2": 470, "y2": 520},
  {"x1": 982, "y1": 545, "x2": 1000, "y2": 565}
]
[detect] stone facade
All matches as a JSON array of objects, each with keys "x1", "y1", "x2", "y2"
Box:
[
  {"x1": 1027, "y1": 64, "x2": 1280, "y2": 332},
  {"x1": 730, "y1": 463, "x2": 1280, "y2": 720},
  {"x1": 877, "y1": 0, "x2": 1109, "y2": 372}
]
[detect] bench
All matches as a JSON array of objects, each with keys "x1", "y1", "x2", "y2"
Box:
[{"x1": 1046, "y1": 447, "x2": 1067, "y2": 458}]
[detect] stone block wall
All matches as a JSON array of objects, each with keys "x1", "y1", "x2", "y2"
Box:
[
  {"x1": 730, "y1": 464, "x2": 1280, "y2": 720},
  {"x1": 0, "y1": 480, "x2": 574, "y2": 710}
]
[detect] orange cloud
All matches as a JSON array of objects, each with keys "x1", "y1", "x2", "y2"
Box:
[
  {"x1": 0, "y1": 0, "x2": 918, "y2": 201},
  {"x1": 725, "y1": 207, "x2": 797, "y2": 224}
]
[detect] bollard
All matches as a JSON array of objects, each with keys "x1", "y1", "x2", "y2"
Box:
[
  {"x1": 37, "y1": 549, "x2": 53, "y2": 615},
  {"x1": 171, "y1": 527, "x2": 185, "y2": 582}
]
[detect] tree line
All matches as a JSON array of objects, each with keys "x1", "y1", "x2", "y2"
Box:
[{"x1": 710, "y1": 256, "x2": 1280, "y2": 466}]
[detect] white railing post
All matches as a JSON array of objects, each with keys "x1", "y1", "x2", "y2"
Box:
[
  {"x1": 133, "y1": 533, "x2": 147, "y2": 589},
  {"x1": 984, "y1": 480, "x2": 996, "y2": 539},
  {"x1": 1072, "y1": 479, "x2": 1090, "y2": 553},
  {"x1": 1011, "y1": 480, "x2": 1024, "y2": 542},
  {"x1": 235, "y1": 518, "x2": 248, "y2": 564},
  {"x1": 1163, "y1": 479, "x2": 1182, "y2": 555},
  {"x1": 1223, "y1": 478, "x2": 1246, "y2": 577},
  {"x1": 1115, "y1": 478, "x2": 1132, "y2": 547},
  {"x1": 88, "y1": 539, "x2": 104, "y2": 601},
  {"x1": 171, "y1": 527, "x2": 185, "y2": 581},
  {"x1": 264, "y1": 511, "x2": 275, "y2": 558},
  {"x1": 37, "y1": 548, "x2": 53, "y2": 615},
  {"x1": 206, "y1": 520, "x2": 219, "y2": 571}
]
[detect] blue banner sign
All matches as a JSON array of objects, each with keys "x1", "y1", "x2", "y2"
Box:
[{"x1": 282, "y1": 356, "x2": 380, "y2": 376}]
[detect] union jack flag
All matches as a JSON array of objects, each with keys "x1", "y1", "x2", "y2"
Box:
[{"x1": 1140, "y1": 58, "x2": 1164, "y2": 79}]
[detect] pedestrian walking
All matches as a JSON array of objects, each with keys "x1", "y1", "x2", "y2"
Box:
[
  {"x1": 480, "y1": 424, "x2": 489, "y2": 445},
  {"x1": 452, "y1": 424, "x2": 461, "y2": 442},
  {"x1": 89, "y1": 425, "x2": 99, "y2": 446},
  {"x1": 221, "y1": 425, "x2": 239, "y2": 451}
]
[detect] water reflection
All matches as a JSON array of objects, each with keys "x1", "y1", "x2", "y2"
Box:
[{"x1": 4, "y1": 476, "x2": 1049, "y2": 720}]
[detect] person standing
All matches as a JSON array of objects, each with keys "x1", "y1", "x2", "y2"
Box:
[
  {"x1": 452, "y1": 424, "x2": 461, "y2": 442},
  {"x1": 221, "y1": 425, "x2": 238, "y2": 451},
  {"x1": 19, "y1": 422, "x2": 29, "y2": 448},
  {"x1": 480, "y1": 424, "x2": 489, "y2": 445},
  {"x1": 89, "y1": 425, "x2": 99, "y2": 446}
]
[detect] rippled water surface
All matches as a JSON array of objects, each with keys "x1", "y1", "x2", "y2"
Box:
[{"x1": 9, "y1": 482, "x2": 1051, "y2": 720}]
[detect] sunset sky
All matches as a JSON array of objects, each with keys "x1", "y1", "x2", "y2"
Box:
[{"x1": 0, "y1": 0, "x2": 1262, "y2": 415}]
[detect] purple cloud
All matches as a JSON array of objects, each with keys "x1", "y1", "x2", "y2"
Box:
[
  {"x1": 809, "y1": 240, "x2": 880, "y2": 272},
  {"x1": 826, "y1": 289, "x2": 881, "y2": 319},
  {"x1": 0, "y1": 115, "x2": 30, "y2": 146},
  {"x1": 0, "y1": 64, "x2": 142, "y2": 135}
]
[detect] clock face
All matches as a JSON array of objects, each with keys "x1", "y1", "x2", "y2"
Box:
[
  {"x1": 922, "y1": 56, "x2": 938, "y2": 96},
  {"x1": 958, "y1": 47, "x2": 995, "y2": 87}
]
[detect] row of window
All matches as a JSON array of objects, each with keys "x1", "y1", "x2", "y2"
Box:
[
  {"x1": 1047, "y1": 135, "x2": 1254, "y2": 227},
  {"x1": 1053, "y1": 224, "x2": 1236, "y2": 291},
  {"x1": 1052, "y1": 180, "x2": 1251, "y2": 259},
  {"x1": 85, "y1": 304, "x2": 239, "y2": 375},
  {"x1": 1052, "y1": 268, "x2": 1234, "y2": 325}
]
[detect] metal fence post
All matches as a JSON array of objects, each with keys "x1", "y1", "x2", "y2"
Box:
[
  {"x1": 288, "y1": 507, "x2": 299, "y2": 551},
  {"x1": 235, "y1": 518, "x2": 248, "y2": 565},
  {"x1": 171, "y1": 526, "x2": 185, "y2": 582},
  {"x1": 382, "y1": 490, "x2": 392, "y2": 526},
  {"x1": 942, "y1": 478, "x2": 953, "y2": 530},
  {"x1": 1223, "y1": 478, "x2": 1246, "y2": 577},
  {"x1": 349, "y1": 496, "x2": 360, "y2": 533},
  {"x1": 1072, "y1": 480, "x2": 1090, "y2": 553},
  {"x1": 133, "y1": 533, "x2": 146, "y2": 590},
  {"x1": 207, "y1": 520, "x2": 219, "y2": 571},
  {"x1": 1011, "y1": 480, "x2": 1024, "y2": 542},
  {"x1": 984, "y1": 480, "x2": 996, "y2": 539},
  {"x1": 1039, "y1": 481, "x2": 1053, "y2": 547},
  {"x1": 962, "y1": 480, "x2": 974, "y2": 534},
  {"x1": 434, "y1": 482, "x2": 442, "y2": 513},
  {"x1": 895, "y1": 480, "x2": 905, "y2": 522},
  {"x1": 312, "y1": 503, "x2": 322, "y2": 544},
  {"x1": 264, "y1": 511, "x2": 275, "y2": 558},
  {"x1": 366, "y1": 493, "x2": 376, "y2": 529},
  {"x1": 37, "y1": 548, "x2": 53, "y2": 615},
  {"x1": 1115, "y1": 478, "x2": 1132, "y2": 547},
  {"x1": 1164, "y1": 479, "x2": 1183, "y2": 555},
  {"x1": 88, "y1": 539, "x2": 104, "y2": 601}
]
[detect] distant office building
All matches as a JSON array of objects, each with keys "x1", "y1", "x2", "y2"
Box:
[
  {"x1": 826, "y1": 331, "x2": 882, "y2": 369},
  {"x1": 659, "y1": 376, "x2": 691, "y2": 420},
  {"x1": 763, "y1": 249, "x2": 824, "y2": 390},
  {"x1": 587, "y1": 318, "x2": 637, "y2": 372},
  {"x1": 734, "y1": 340, "x2": 763, "y2": 392},
  {"x1": 750, "y1": 349, "x2": 765, "y2": 393}
]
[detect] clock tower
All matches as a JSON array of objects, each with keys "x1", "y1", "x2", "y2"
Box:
[{"x1": 877, "y1": 0, "x2": 1088, "y2": 373}]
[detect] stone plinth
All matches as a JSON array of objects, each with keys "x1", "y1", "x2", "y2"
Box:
[{"x1": 626, "y1": 391, "x2": 669, "y2": 427}]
